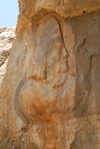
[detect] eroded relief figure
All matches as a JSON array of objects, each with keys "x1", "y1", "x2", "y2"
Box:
[
  {"x1": 15, "y1": 16, "x2": 75, "y2": 148},
  {"x1": 18, "y1": 17, "x2": 75, "y2": 122},
  {"x1": 15, "y1": 15, "x2": 97, "y2": 148},
  {"x1": 73, "y1": 38, "x2": 98, "y2": 118}
]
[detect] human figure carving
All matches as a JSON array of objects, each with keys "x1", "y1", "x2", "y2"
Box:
[
  {"x1": 15, "y1": 16, "x2": 98, "y2": 148},
  {"x1": 16, "y1": 16, "x2": 75, "y2": 148},
  {"x1": 73, "y1": 38, "x2": 98, "y2": 117},
  {"x1": 18, "y1": 17, "x2": 73, "y2": 122}
]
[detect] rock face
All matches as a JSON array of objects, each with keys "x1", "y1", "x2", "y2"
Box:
[
  {"x1": 0, "y1": 27, "x2": 15, "y2": 148},
  {"x1": 0, "y1": 0, "x2": 100, "y2": 149},
  {"x1": 0, "y1": 27, "x2": 16, "y2": 84}
]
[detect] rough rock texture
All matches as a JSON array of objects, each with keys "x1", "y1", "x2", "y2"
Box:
[
  {"x1": 17, "y1": 0, "x2": 100, "y2": 32},
  {"x1": 0, "y1": 27, "x2": 16, "y2": 84},
  {"x1": 0, "y1": 27, "x2": 15, "y2": 148},
  {"x1": 0, "y1": 0, "x2": 100, "y2": 149}
]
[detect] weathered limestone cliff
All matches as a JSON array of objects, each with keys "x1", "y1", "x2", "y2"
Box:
[
  {"x1": 0, "y1": 27, "x2": 15, "y2": 148},
  {"x1": 0, "y1": 0, "x2": 100, "y2": 149},
  {"x1": 0, "y1": 27, "x2": 15, "y2": 84}
]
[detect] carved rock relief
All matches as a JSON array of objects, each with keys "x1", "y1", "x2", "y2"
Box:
[
  {"x1": 14, "y1": 14, "x2": 98, "y2": 148},
  {"x1": 14, "y1": 15, "x2": 76, "y2": 148},
  {"x1": 15, "y1": 15, "x2": 76, "y2": 120}
]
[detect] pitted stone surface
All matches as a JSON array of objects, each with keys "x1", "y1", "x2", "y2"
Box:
[{"x1": 0, "y1": 27, "x2": 16, "y2": 84}]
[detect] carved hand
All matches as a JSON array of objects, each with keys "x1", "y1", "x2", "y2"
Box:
[
  {"x1": 33, "y1": 64, "x2": 46, "y2": 80},
  {"x1": 27, "y1": 64, "x2": 46, "y2": 80},
  {"x1": 74, "y1": 38, "x2": 98, "y2": 73}
]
